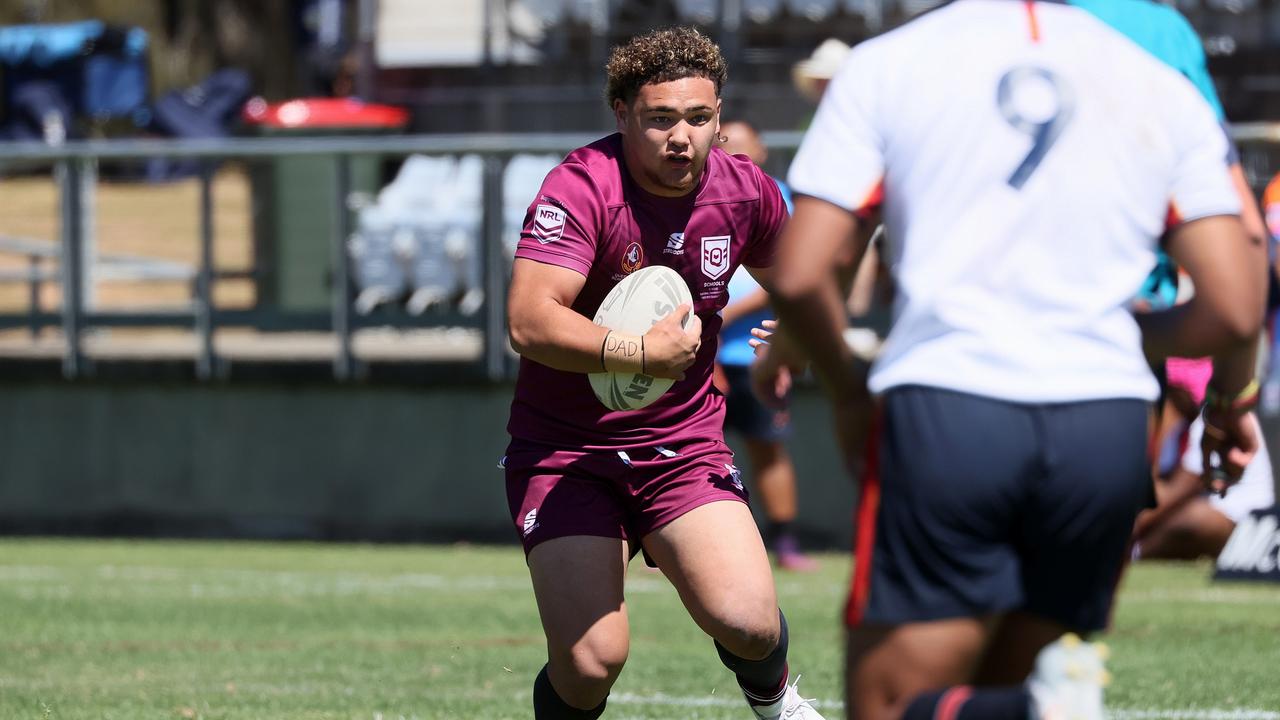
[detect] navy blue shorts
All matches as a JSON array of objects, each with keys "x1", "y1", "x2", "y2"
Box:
[
  {"x1": 722, "y1": 364, "x2": 790, "y2": 441},
  {"x1": 847, "y1": 386, "x2": 1151, "y2": 633}
]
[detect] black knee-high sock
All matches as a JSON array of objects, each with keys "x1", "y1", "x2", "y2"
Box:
[
  {"x1": 715, "y1": 609, "x2": 790, "y2": 706},
  {"x1": 902, "y1": 685, "x2": 1032, "y2": 720},
  {"x1": 533, "y1": 665, "x2": 607, "y2": 719},
  {"x1": 767, "y1": 521, "x2": 795, "y2": 546}
]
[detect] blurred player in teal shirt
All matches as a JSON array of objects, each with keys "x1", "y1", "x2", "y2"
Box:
[{"x1": 1074, "y1": 0, "x2": 1267, "y2": 311}]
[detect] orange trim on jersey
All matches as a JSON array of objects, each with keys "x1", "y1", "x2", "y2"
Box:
[
  {"x1": 1164, "y1": 201, "x2": 1183, "y2": 232},
  {"x1": 937, "y1": 686, "x2": 975, "y2": 720},
  {"x1": 854, "y1": 179, "x2": 885, "y2": 221},
  {"x1": 845, "y1": 410, "x2": 881, "y2": 627},
  {"x1": 1264, "y1": 173, "x2": 1280, "y2": 237},
  {"x1": 1265, "y1": 173, "x2": 1280, "y2": 208},
  {"x1": 1025, "y1": 1, "x2": 1041, "y2": 43}
]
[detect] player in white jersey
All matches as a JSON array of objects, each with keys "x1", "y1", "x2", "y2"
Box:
[{"x1": 756, "y1": 2, "x2": 1268, "y2": 719}]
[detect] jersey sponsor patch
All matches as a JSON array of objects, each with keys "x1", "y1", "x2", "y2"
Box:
[
  {"x1": 532, "y1": 204, "x2": 567, "y2": 244},
  {"x1": 701, "y1": 235, "x2": 731, "y2": 279}
]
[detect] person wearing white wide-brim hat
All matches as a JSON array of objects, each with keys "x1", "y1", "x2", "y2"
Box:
[{"x1": 791, "y1": 37, "x2": 850, "y2": 103}]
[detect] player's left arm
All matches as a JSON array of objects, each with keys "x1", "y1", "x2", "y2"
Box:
[
  {"x1": 1229, "y1": 162, "x2": 1268, "y2": 247},
  {"x1": 767, "y1": 196, "x2": 873, "y2": 402},
  {"x1": 741, "y1": 205, "x2": 876, "y2": 389},
  {"x1": 764, "y1": 196, "x2": 876, "y2": 477}
]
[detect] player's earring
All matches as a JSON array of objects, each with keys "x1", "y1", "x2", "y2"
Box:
[{"x1": 716, "y1": 133, "x2": 728, "y2": 143}]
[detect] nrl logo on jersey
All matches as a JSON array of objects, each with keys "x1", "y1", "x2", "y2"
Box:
[
  {"x1": 532, "y1": 204, "x2": 566, "y2": 244},
  {"x1": 664, "y1": 232, "x2": 685, "y2": 255}
]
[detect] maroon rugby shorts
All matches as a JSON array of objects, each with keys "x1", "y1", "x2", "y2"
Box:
[{"x1": 503, "y1": 438, "x2": 749, "y2": 557}]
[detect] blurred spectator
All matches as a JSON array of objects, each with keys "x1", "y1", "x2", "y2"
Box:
[
  {"x1": 0, "y1": 80, "x2": 73, "y2": 143},
  {"x1": 293, "y1": 0, "x2": 351, "y2": 96},
  {"x1": 790, "y1": 38, "x2": 849, "y2": 131},
  {"x1": 716, "y1": 119, "x2": 816, "y2": 572},
  {"x1": 790, "y1": 38, "x2": 849, "y2": 104}
]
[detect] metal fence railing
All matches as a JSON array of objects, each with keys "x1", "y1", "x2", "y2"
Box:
[
  {"x1": 0, "y1": 134, "x2": 605, "y2": 381},
  {"x1": 0, "y1": 124, "x2": 1277, "y2": 382}
]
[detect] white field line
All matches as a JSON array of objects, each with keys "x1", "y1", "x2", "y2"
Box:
[
  {"x1": 1111, "y1": 707, "x2": 1280, "y2": 712},
  {"x1": 3, "y1": 566, "x2": 1279, "y2": 606},
  {"x1": 0, "y1": 564, "x2": 841, "y2": 599},
  {"x1": 0, "y1": 564, "x2": 538, "y2": 598},
  {"x1": 5, "y1": 563, "x2": 1269, "y2": 602},
  {"x1": 1122, "y1": 587, "x2": 1280, "y2": 605}
]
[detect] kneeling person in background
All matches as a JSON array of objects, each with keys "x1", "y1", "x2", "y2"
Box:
[{"x1": 1135, "y1": 357, "x2": 1276, "y2": 559}]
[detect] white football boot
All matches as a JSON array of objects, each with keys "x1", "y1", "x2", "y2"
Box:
[
  {"x1": 1027, "y1": 633, "x2": 1111, "y2": 720},
  {"x1": 748, "y1": 674, "x2": 827, "y2": 720}
]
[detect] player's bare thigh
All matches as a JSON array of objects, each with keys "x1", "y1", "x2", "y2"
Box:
[
  {"x1": 641, "y1": 500, "x2": 780, "y2": 658},
  {"x1": 972, "y1": 610, "x2": 1071, "y2": 685},
  {"x1": 1140, "y1": 498, "x2": 1236, "y2": 559},
  {"x1": 845, "y1": 617, "x2": 991, "y2": 720},
  {"x1": 528, "y1": 535, "x2": 632, "y2": 707}
]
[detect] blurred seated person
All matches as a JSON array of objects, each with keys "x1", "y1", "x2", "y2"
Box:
[{"x1": 1133, "y1": 356, "x2": 1275, "y2": 559}]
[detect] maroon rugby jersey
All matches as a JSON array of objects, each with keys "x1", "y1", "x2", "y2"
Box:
[{"x1": 507, "y1": 133, "x2": 789, "y2": 450}]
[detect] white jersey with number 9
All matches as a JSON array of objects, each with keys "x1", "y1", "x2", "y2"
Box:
[{"x1": 788, "y1": 0, "x2": 1241, "y2": 404}]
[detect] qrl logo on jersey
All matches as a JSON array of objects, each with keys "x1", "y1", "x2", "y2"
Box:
[
  {"x1": 532, "y1": 204, "x2": 566, "y2": 244},
  {"x1": 701, "y1": 236, "x2": 730, "y2": 279}
]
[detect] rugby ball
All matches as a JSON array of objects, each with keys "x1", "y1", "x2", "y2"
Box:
[{"x1": 589, "y1": 265, "x2": 694, "y2": 411}]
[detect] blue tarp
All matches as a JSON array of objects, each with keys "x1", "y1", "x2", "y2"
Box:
[
  {"x1": 0, "y1": 21, "x2": 149, "y2": 122},
  {"x1": 0, "y1": 20, "x2": 146, "y2": 66}
]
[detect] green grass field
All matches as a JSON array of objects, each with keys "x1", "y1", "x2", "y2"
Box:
[{"x1": 1, "y1": 539, "x2": 1278, "y2": 719}]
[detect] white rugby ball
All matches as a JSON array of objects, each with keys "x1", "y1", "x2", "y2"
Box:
[{"x1": 589, "y1": 265, "x2": 694, "y2": 411}]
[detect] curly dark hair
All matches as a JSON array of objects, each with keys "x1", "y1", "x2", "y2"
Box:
[{"x1": 605, "y1": 26, "x2": 727, "y2": 108}]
